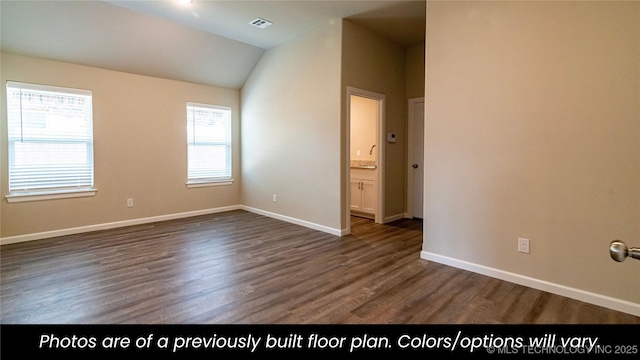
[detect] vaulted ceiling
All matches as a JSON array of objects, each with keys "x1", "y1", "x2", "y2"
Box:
[{"x1": 1, "y1": 1, "x2": 425, "y2": 89}]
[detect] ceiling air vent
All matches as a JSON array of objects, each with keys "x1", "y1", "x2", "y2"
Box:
[{"x1": 250, "y1": 18, "x2": 273, "y2": 29}]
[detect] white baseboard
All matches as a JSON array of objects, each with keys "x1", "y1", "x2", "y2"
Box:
[
  {"x1": 0, "y1": 205, "x2": 242, "y2": 246},
  {"x1": 384, "y1": 213, "x2": 406, "y2": 223},
  {"x1": 1, "y1": 205, "x2": 343, "y2": 245},
  {"x1": 421, "y1": 251, "x2": 640, "y2": 317},
  {"x1": 240, "y1": 205, "x2": 342, "y2": 237}
]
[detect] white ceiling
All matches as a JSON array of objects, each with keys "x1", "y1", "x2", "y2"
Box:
[
  {"x1": 105, "y1": 0, "x2": 426, "y2": 49},
  {"x1": 1, "y1": 0, "x2": 425, "y2": 89}
]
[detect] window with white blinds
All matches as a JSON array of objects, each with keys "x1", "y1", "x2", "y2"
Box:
[
  {"x1": 186, "y1": 103, "x2": 232, "y2": 184},
  {"x1": 6, "y1": 81, "x2": 94, "y2": 194}
]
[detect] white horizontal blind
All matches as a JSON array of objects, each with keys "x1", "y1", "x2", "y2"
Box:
[
  {"x1": 6, "y1": 81, "x2": 94, "y2": 193},
  {"x1": 187, "y1": 103, "x2": 232, "y2": 182}
]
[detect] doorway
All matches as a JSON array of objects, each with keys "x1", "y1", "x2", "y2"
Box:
[
  {"x1": 346, "y1": 87, "x2": 385, "y2": 235},
  {"x1": 407, "y1": 97, "x2": 424, "y2": 219}
]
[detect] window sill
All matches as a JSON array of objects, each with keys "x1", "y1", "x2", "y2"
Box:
[
  {"x1": 5, "y1": 189, "x2": 97, "y2": 203},
  {"x1": 186, "y1": 179, "x2": 234, "y2": 188}
]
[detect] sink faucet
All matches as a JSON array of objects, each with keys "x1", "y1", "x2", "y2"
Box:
[{"x1": 369, "y1": 144, "x2": 376, "y2": 155}]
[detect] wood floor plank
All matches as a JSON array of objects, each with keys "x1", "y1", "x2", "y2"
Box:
[{"x1": 1, "y1": 211, "x2": 637, "y2": 324}]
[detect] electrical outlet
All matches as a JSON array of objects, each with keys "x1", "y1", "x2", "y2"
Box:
[
  {"x1": 272, "y1": 194, "x2": 277, "y2": 203},
  {"x1": 127, "y1": 198, "x2": 134, "y2": 208},
  {"x1": 357, "y1": 150, "x2": 361, "y2": 157},
  {"x1": 518, "y1": 238, "x2": 530, "y2": 254}
]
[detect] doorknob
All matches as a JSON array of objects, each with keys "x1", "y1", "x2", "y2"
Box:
[
  {"x1": 609, "y1": 240, "x2": 640, "y2": 262},
  {"x1": 412, "y1": 164, "x2": 419, "y2": 169}
]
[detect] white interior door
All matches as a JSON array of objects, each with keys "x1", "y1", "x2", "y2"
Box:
[{"x1": 410, "y1": 99, "x2": 424, "y2": 219}]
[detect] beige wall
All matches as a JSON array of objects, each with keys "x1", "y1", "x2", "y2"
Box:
[
  {"x1": 424, "y1": 1, "x2": 639, "y2": 304},
  {"x1": 350, "y1": 95, "x2": 377, "y2": 162},
  {"x1": 1, "y1": 53, "x2": 241, "y2": 238},
  {"x1": 406, "y1": 42, "x2": 425, "y2": 99},
  {"x1": 342, "y1": 20, "x2": 407, "y2": 225},
  {"x1": 0, "y1": 52, "x2": 3, "y2": 236},
  {"x1": 240, "y1": 20, "x2": 343, "y2": 230}
]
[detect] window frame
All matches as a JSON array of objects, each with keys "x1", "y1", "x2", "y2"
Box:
[
  {"x1": 185, "y1": 102, "x2": 233, "y2": 188},
  {"x1": 5, "y1": 81, "x2": 97, "y2": 203}
]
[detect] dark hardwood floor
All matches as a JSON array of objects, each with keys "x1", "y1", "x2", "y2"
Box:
[{"x1": 1, "y1": 210, "x2": 637, "y2": 324}]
